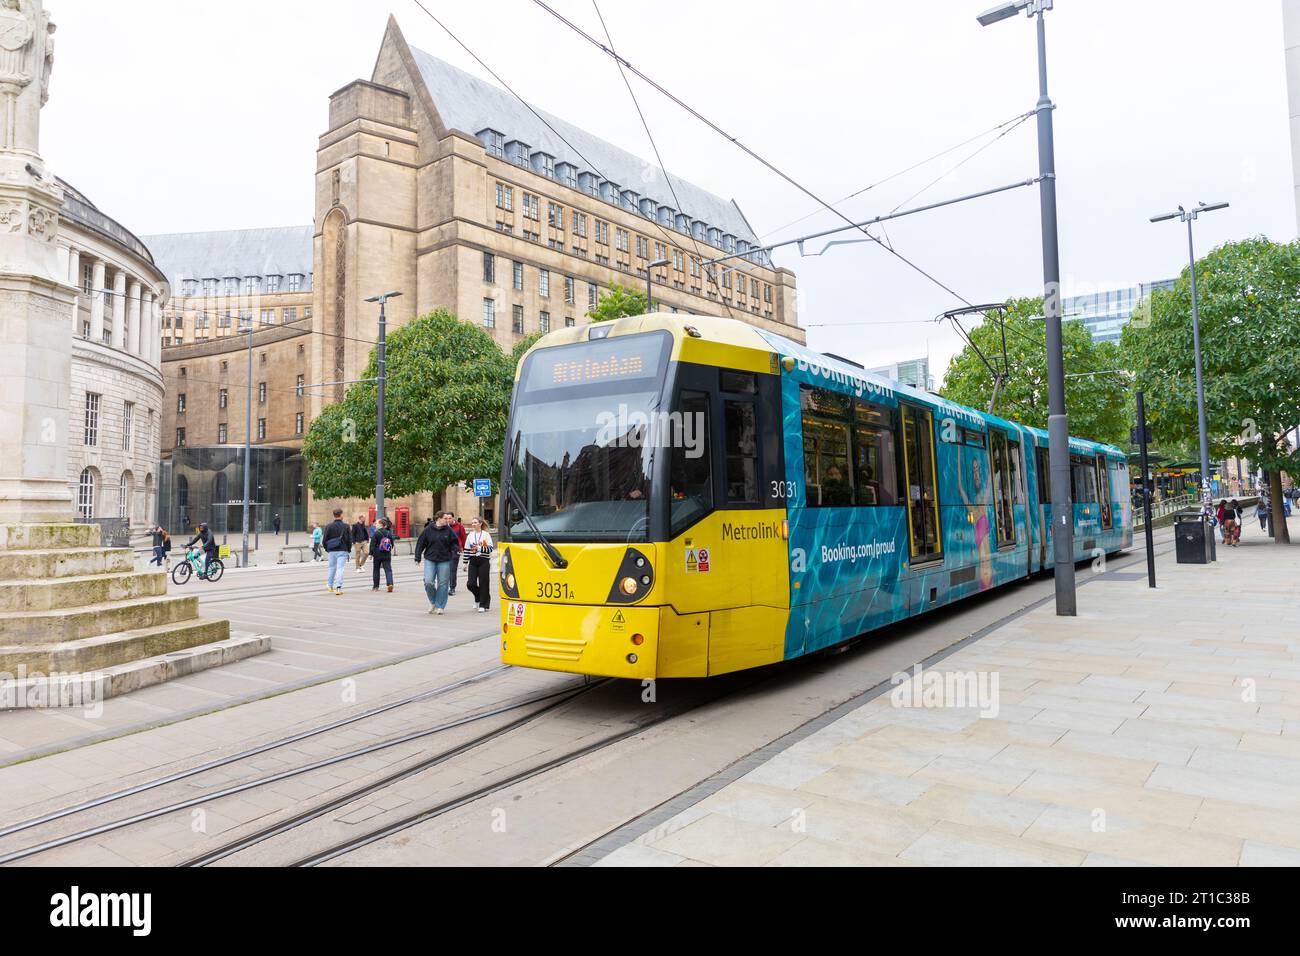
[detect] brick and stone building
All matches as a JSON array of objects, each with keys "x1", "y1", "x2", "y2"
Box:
[{"x1": 155, "y1": 15, "x2": 802, "y2": 529}]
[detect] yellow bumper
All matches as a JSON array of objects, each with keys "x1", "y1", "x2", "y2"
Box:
[{"x1": 500, "y1": 600, "x2": 660, "y2": 679}]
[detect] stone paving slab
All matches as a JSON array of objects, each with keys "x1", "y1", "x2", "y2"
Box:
[{"x1": 595, "y1": 517, "x2": 1300, "y2": 867}]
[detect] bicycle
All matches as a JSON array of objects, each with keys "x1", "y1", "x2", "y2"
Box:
[{"x1": 171, "y1": 547, "x2": 224, "y2": 585}]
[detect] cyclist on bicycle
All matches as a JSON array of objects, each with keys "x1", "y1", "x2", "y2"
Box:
[{"x1": 185, "y1": 522, "x2": 220, "y2": 578}]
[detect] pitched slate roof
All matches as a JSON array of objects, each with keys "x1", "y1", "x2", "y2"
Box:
[
  {"x1": 141, "y1": 226, "x2": 313, "y2": 289},
  {"x1": 408, "y1": 45, "x2": 761, "y2": 249}
]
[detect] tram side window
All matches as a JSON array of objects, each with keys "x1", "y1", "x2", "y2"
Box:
[
  {"x1": 901, "y1": 403, "x2": 943, "y2": 561},
  {"x1": 990, "y1": 430, "x2": 1015, "y2": 547},
  {"x1": 1036, "y1": 446, "x2": 1051, "y2": 504},
  {"x1": 853, "y1": 402, "x2": 896, "y2": 506},
  {"x1": 724, "y1": 400, "x2": 759, "y2": 503},
  {"x1": 1070, "y1": 454, "x2": 1098, "y2": 503},
  {"x1": 670, "y1": 390, "x2": 712, "y2": 535},
  {"x1": 1009, "y1": 440, "x2": 1023, "y2": 503},
  {"x1": 801, "y1": 387, "x2": 852, "y2": 507},
  {"x1": 1095, "y1": 454, "x2": 1113, "y2": 528}
]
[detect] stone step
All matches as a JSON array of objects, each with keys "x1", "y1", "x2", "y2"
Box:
[
  {"x1": 0, "y1": 617, "x2": 231, "y2": 674},
  {"x1": 0, "y1": 524, "x2": 101, "y2": 551},
  {"x1": 0, "y1": 594, "x2": 199, "y2": 645},
  {"x1": 0, "y1": 547, "x2": 135, "y2": 580},
  {"x1": 0, "y1": 569, "x2": 168, "y2": 613},
  {"x1": 0, "y1": 630, "x2": 270, "y2": 711}
]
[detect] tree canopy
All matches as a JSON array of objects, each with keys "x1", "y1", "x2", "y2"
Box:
[
  {"x1": 302, "y1": 309, "x2": 513, "y2": 500},
  {"x1": 587, "y1": 281, "x2": 647, "y2": 322},
  {"x1": 1123, "y1": 236, "x2": 1300, "y2": 538},
  {"x1": 940, "y1": 296, "x2": 1130, "y2": 446}
]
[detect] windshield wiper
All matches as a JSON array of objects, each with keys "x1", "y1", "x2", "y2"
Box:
[{"x1": 507, "y1": 485, "x2": 569, "y2": 569}]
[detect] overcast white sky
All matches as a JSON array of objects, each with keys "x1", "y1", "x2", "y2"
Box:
[{"x1": 43, "y1": 0, "x2": 1295, "y2": 378}]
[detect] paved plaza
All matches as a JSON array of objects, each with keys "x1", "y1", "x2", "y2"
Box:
[{"x1": 593, "y1": 517, "x2": 1300, "y2": 867}]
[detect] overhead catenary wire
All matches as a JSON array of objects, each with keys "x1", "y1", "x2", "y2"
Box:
[
  {"x1": 529, "y1": 0, "x2": 982, "y2": 310},
  {"x1": 407, "y1": 0, "x2": 741, "y2": 318}
]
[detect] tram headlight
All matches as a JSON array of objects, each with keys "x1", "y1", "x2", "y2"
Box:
[
  {"x1": 506, "y1": 573, "x2": 517, "y2": 590},
  {"x1": 607, "y1": 548, "x2": 654, "y2": 603}
]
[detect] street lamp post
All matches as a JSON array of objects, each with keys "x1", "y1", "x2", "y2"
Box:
[
  {"x1": 647, "y1": 258, "x2": 671, "y2": 312},
  {"x1": 1150, "y1": 202, "x2": 1229, "y2": 509},
  {"x1": 364, "y1": 291, "x2": 402, "y2": 523},
  {"x1": 978, "y1": 0, "x2": 1075, "y2": 615},
  {"x1": 241, "y1": 326, "x2": 253, "y2": 567}
]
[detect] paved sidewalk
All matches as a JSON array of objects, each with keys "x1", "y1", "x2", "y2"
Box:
[{"x1": 596, "y1": 517, "x2": 1300, "y2": 867}]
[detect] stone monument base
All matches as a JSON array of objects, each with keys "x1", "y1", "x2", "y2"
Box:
[{"x1": 0, "y1": 522, "x2": 269, "y2": 710}]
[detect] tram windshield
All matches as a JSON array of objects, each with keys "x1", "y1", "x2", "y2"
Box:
[{"x1": 505, "y1": 332, "x2": 672, "y2": 542}]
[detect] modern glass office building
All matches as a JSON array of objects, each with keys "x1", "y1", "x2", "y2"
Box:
[
  {"x1": 158, "y1": 446, "x2": 306, "y2": 537},
  {"x1": 1063, "y1": 278, "x2": 1176, "y2": 343}
]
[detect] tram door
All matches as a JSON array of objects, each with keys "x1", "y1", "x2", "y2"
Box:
[
  {"x1": 1095, "y1": 455, "x2": 1114, "y2": 530},
  {"x1": 900, "y1": 404, "x2": 942, "y2": 564}
]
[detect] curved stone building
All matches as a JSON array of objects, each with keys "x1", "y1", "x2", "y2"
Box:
[{"x1": 56, "y1": 179, "x2": 167, "y2": 535}]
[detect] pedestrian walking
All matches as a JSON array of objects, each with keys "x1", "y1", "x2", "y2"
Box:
[
  {"x1": 352, "y1": 514, "x2": 369, "y2": 573},
  {"x1": 414, "y1": 512, "x2": 458, "y2": 615},
  {"x1": 310, "y1": 523, "x2": 323, "y2": 560},
  {"x1": 370, "y1": 517, "x2": 396, "y2": 592},
  {"x1": 446, "y1": 513, "x2": 466, "y2": 596},
  {"x1": 1223, "y1": 499, "x2": 1240, "y2": 546},
  {"x1": 464, "y1": 517, "x2": 494, "y2": 612},
  {"x1": 323, "y1": 508, "x2": 353, "y2": 594},
  {"x1": 1255, "y1": 497, "x2": 1269, "y2": 532},
  {"x1": 273, "y1": 513, "x2": 281, "y2": 536},
  {"x1": 1216, "y1": 500, "x2": 1228, "y2": 542},
  {"x1": 149, "y1": 525, "x2": 171, "y2": 566}
]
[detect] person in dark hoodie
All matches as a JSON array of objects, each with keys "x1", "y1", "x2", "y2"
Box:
[
  {"x1": 414, "y1": 512, "x2": 458, "y2": 615},
  {"x1": 185, "y1": 522, "x2": 219, "y2": 578},
  {"x1": 351, "y1": 514, "x2": 369, "y2": 573},
  {"x1": 323, "y1": 508, "x2": 353, "y2": 595},
  {"x1": 370, "y1": 516, "x2": 396, "y2": 593}
]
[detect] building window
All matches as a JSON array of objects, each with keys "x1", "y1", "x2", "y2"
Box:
[
  {"x1": 175, "y1": 392, "x2": 185, "y2": 415},
  {"x1": 83, "y1": 392, "x2": 100, "y2": 447},
  {"x1": 572, "y1": 212, "x2": 588, "y2": 237},
  {"x1": 243, "y1": 277, "x2": 258, "y2": 296},
  {"x1": 588, "y1": 283, "x2": 598, "y2": 312},
  {"x1": 219, "y1": 388, "x2": 227, "y2": 409},
  {"x1": 512, "y1": 260, "x2": 523, "y2": 290},
  {"x1": 565, "y1": 316, "x2": 574, "y2": 327},
  {"x1": 539, "y1": 311, "x2": 550, "y2": 333},
  {"x1": 296, "y1": 374, "x2": 304, "y2": 397},
  {"x1": 523, "y1": 193, "x2": 539, "y2": 220},
  {"x1": 547, "y1": 203, "x2": 564, "y2": 228},
  {"x1": 260, "y1": 309, "x2": 274, "y2": 325},
  {"x1": 176, "y1": 427, "x2": 186, "y2": 448},
  {"x1": 239, "y1": 311, "x2": 253, "y2": 329},
  {"x1": 117, "y1": 473, "x2": 131, "y2": 520},
  {"x1": 122, "y1": 401, "x2": 134, "y2": 452},
  {"x1": 266, "y1": 275, "x2": 281, "y2": 293},
  {"x1": 539, "y1": 269, "x2": 550, "y2": 298},
  {"x1": 482, "y1": 298, "x2": 496, "y2": 328},
  {"x1": 483, "y1": 252, "x2": 495, "y2": 284},
  {"x1": 218, "y1": 423, "x2": 227, "y2": 444},
  {"x1": 513, "y1": 142, "x2": 529, "y2": 166},
  {"x1": 288, "y1": 274, "x2": 302, "y2": 292},
  {"x1": 512, "y1": 304, "x2": 524, "y2": 334},
  {"x1": 295, "y1": 412, "x2": 304, "y2": 435},
  {"x1": 77, "y1": 468, "x2": 95, "y2": 521},
  {"x1": 258, "y1": 382, "x2": 267, "y2": 403},
  {"x1": 564, "y1": 276, "x2": 574, "y2": 304},
  {"x1": 257, "y1": 418, "x2": 266, "y2": 440},
  {"x1": 495, "y1": 182, "x2": 513, "y2": 210}
]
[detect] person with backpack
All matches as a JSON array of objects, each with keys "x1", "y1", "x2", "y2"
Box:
[
  {"x1": 323, "y1": 508, "x2": 353, "y2": 595},
  {"x1": 463, "y1": 517, "x2": 494, "y2": 612},
  {"x1": 370, "y1": 517, "x2": 396, "y2": 592},
  {"x1": 414, "y1": 512, "x2": 458, "y2": 615},
  {"x1": 185, "y1": 522, "x2": 219, "y2": 578},
  {"x1": 351, "y1": 514, "x2": 370, "y2": 573}
]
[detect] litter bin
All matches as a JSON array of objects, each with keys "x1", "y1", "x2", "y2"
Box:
[{"x1": 1174, "y1": 512, "x2": 1214, "y2": 564}]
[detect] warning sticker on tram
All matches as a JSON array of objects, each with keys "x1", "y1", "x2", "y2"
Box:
[
  {"x1": 685, "y1": 548, "x2": 711, "y2": 573},
  {"x1": 611, "y1": 610, "x2": 626, "y2": 632},
  {"x1": 508, "y1": 602, "x2": 526, "y2": 626}
]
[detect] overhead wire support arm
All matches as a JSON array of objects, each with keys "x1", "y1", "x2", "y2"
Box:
[{"x1": 936, "y1": 303, "x2": 1012, "y2": 415}]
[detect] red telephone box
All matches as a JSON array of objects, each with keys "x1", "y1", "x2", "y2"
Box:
[
  {"x1": 367, "y1": 506, "x2": 410, "y2": 538},
  {"x1": 367, "y1": 505, "x2": 376, "y2": 526}
]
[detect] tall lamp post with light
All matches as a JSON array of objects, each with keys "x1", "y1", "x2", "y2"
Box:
[
  {"x1": 1150, "y1": 201, "x2": 1228, "y2": 506},
  {"x1": 977, "y1": 0, "x2": 1075, "y2": 615},
  {"x1": 364, "y1": 291, "x2": 402, "y2": 523},
  {"x1": 647, "y1": 258, "x2": 671, "y2": 312}
]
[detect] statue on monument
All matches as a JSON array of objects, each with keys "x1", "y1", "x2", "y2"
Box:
[{"x1": 0, "y1": 0, "x2": 54, "y2": 156}]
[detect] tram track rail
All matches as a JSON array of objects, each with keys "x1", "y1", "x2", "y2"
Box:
[{"x1": 0, "y1": 669, "x2": 592, "y2": 865}]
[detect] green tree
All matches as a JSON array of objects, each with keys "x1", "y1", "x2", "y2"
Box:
[
  {"x1": 940, "y1": 296, "x2": 1130, "y2": 446},
  {"x1": 587, "y1": 281, "x2": 647, "y2": 322},
  {"x1": 512, "y1": 331, "x2": 543, "y2": 369},
  {"x1": 1123, "y1": 236, "x2": 1300, "y2": 542},
  {"x1": 302, "y1": 309, "x2": 513, "y2": 501}
]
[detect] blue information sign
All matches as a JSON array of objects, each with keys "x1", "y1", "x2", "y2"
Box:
[{"x1": 473, "y1": 478, "x2": 492, "y2": 498}]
